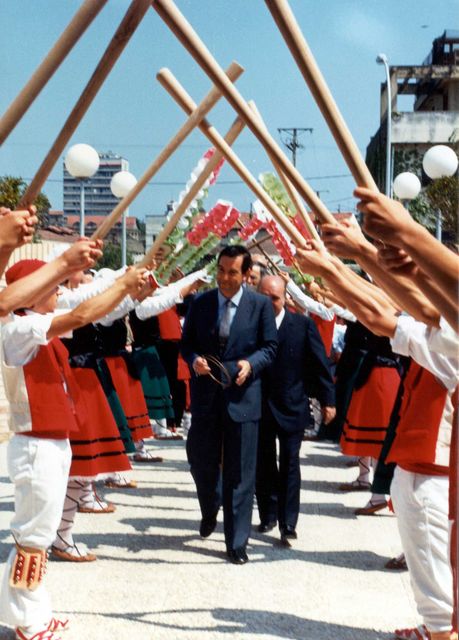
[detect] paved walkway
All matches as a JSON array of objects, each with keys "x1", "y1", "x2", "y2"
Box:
[{"x1": 0, "y1": 438, "x2": 417, "y2": 640}]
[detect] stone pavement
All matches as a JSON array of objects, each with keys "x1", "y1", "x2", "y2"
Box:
[{"x1": 0, "y1": 438, "x2": 418, "y2": 640}]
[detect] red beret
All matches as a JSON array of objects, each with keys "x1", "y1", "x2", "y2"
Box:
[{"x1": 5, "y1": 259, "x2": 46, "y2": 285}]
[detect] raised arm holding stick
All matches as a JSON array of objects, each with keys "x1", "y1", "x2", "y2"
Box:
[
  {"x1": 320, "y1": 218, "x2": 440, "y2": 327},
  {"x1": 296, "y1": 241, "x2": 400, "y2": 338},
  {"x1": 0, "y1": 239, "x2": 103, "y2": 317},
  {"x1": 0, "y1": 206, "x2": 38, "y2": 278},
  {"x1": 356, "y1": 187, "x2": 459, "y2": 330}
]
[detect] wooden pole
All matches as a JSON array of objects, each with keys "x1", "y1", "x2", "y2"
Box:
[
  {"x1": 247, "y1": 233, "x2": 273, "y2": 252},
  {"x1": 264, "y1": 0, "x2": 378, "y2": 191},
  {"x1": 19, "y1": 0, "x2": 152, "y2": 208},
  {"x1": 92, "y1": 61, "x2": 244, "y2": 241},
  {"x1": 152, "y1": 0, "x2": 335, "y2": 225},
  {"x1": 157, "y1": 69, "x2": 307, "y2": 247},
  {"x1": 0, "y1": 0, "x2": 108, "y2": 146},
  {"x1": 138, "y1": 112, "x2": 246, "y2": 267},
  {"x1": 237, "y1": 220, "x2": 280, "y2": 273},
  {"x1": 249, "y1": 101, "x2": 321, "y2": 241}
]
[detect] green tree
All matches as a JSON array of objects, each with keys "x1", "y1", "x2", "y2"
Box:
[
  {"x1": 425, "y1": 175, "x2": 458, "y2": 245},
  {"x1": 94, "y1": 242, "x2": 133, "y2": 270},
  {"x1": 407, "y1": 175, "x2": 458, "y2": 246},
  {"x1": 0, "y1": 175, "x2": 51, "y2": 226}
]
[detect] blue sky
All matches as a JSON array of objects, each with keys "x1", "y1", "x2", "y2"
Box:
[{"x1": 1, "y1": 0, "x2": 457, "y2": 219}]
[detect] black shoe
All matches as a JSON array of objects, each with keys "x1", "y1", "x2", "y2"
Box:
[
  {"x1": 257, "y1": 521, "x2": 277, "y2": 533},
  {"x1": 199, "y1": 513, "x2": 218, "y2": 538},
  {"x1": 226, "y1": 547, "x2": 249, "y2": 565},
  {"x1": 280, "y1": 525, "x2": 297, "y2": 540}
]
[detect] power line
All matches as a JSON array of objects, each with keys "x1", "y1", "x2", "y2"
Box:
[
  {"x1": 277, "y1": 127, "x2": 313, "y2": 166},
  {"x1": 23, "y1": 173, "x2": 352, "y2": 186}
]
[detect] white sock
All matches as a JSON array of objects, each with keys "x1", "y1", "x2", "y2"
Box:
[
  {"x1": 135, "y1": 439, "x2": 146, "y2": 453},
  {"x1": 357, "y1": 456, "x2": 372, "y2": 484},
  {"x1": 53, "y1": 479, "x2": 82, "y2": 550},
  {"x1": 78, "y1": 481, "x2": 109, "y2": 510}
]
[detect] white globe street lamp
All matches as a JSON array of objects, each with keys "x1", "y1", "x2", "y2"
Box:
[
  {"x1": 392, "y1": 172, "x2": 421, "y2": 201},
  {"x1": 422, "y1": 145, "x2": 458, "y2": 241},
  {"x1": 110, "y1": 170, "x2": 137, "y2": 267},
  {"x1": 65, "y1": 143, "x2": 99, "y2": 237},
  {"x1": 423, "y1": 145, "x2": 458, "y2": 180}
]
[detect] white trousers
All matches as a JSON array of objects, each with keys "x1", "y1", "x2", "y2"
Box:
[
  {"x1": 0, "y1": 435, "x2": 71, "y2": 629},
  {"x1": 391, "y1": 466, "x2": 453, "y2": 633}
]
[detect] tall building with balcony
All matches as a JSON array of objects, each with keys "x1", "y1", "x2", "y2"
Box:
[
  {"x1": 366, "y1": 30, "x2": 459, "y2": 189},
  {"x1": 63, "y1": 151, "x2": 129, "y2": 216}
]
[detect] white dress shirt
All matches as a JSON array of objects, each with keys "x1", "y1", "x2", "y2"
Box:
[
  {"x1": 2, "y1": 310, "x2": 70, "y2": 367},
  {"x1": 391, "y1": 315, "x2": 458, "y2": 392}
]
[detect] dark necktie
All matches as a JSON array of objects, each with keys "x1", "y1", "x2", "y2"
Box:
[{"x1": 219, "y1": 299, "x2": 232, "y2": 353}]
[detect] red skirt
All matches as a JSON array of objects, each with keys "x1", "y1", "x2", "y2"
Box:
[
  {"x1": 105, "y1": 355, "x2": 153, "y2": 441},
  {"x1": 70, "y1": 368, "x2": 132, "y2": 478},
  {"x1": 340, "y1": 366, "x2": 400, "y2": 458}
]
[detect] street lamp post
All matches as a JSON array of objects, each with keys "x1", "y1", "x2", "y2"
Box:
[
  {"x1": 64, "y1": 143, "x2": 99, "y2": 237},
  {"x1": 376, "y1": 53, "x2": 392, "y2": 197},
  {"x1": 110, "y1": 170, "x2": 137, "y2": 267}
]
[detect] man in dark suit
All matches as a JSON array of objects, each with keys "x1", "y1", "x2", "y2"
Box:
[
  {"x1": 181, "y1": 246, "x2": 278, "y2": 564},
  {"x1": 257, "y1": 275, "x2": 336, "y2": 544}
]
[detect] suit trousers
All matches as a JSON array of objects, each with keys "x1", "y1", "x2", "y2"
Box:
[
  {"x1": 391, "y1": 466, "x2": 453, "y2": 633},
  {"x1": 256, "y1": 408, "x2": 303, "y2": 529},
  {"x1": 186, "y1": 406, "x2": 258, "y2": 551},
  {"x1": 0, "y1": 435, "x2": 71, "y2": 629}
]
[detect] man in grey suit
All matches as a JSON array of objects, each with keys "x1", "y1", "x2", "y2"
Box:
[{"x1": 181, "y1": 246, "x2": 277, "y2": 564}]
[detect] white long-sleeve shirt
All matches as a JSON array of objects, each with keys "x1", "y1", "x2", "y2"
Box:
[
  {"x1": 286, "y1": 279, "x2": 356, "y2": 322},
  {"x1": 2, "y1": 310, "x2": 71, "y2": 367},
  {"x1": 391, "y1": 315, "x2": 458, "y2": 392},
  {"x1": 135, "y1": 268, "x2": 209, "y2": 321}
]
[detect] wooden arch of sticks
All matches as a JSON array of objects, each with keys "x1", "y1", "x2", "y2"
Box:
[{"x1": 2, "y1": 0, "x2": 380, "y2": 272}]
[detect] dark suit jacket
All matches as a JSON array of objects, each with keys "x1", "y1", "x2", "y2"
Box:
[
  {"x1": 263, "y1": 310, "x2": 335, "y2": 432},
  {"x1": 181, "y1": 287, "x2": 278, "y2": 423}
]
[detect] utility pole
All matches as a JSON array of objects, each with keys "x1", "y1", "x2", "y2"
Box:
[{"x1": 278, "y1": 127, "x2": 312, "y2": 167}]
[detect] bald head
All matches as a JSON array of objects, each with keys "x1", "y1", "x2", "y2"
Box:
[{"x1": 259, "y1": 275, "x2": 286, "y2": 316}]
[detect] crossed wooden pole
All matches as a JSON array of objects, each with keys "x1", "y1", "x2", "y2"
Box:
[{"x1": 3, "y1": 0, "x2": 379, "y2": 269}]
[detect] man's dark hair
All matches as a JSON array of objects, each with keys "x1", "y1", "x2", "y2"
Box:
[{"x1": 218, "y1": 245, "x2": 252, "y2": 274}]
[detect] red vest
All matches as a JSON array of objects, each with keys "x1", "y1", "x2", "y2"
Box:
[
  {"x1": 158, "y1": 308, "x2": 181, "y2": 341},
  {"x1": 310, "y1": 314, "x2": 335, "y2": 357},
  {"x1": 23, "y1": 338, "x2": 83, "y2": 438},
  {"x1": 387, "y1": 362, "x2": 449, "y2": 470}
]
